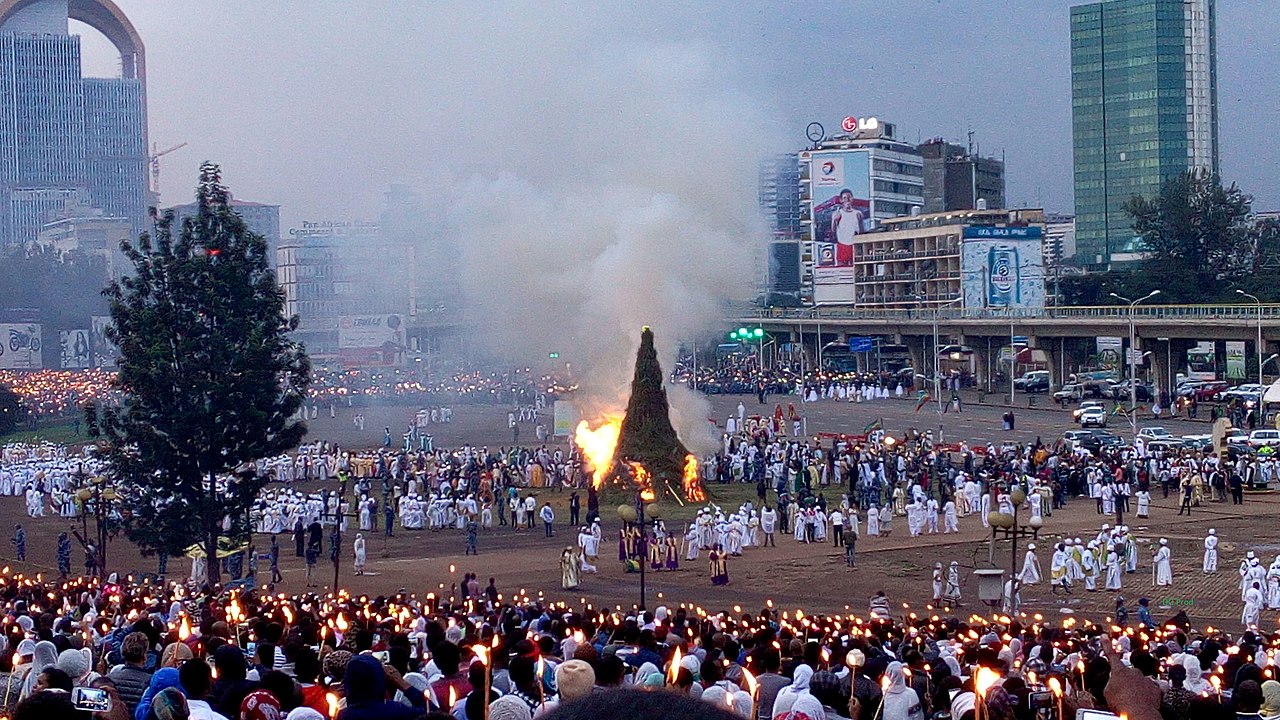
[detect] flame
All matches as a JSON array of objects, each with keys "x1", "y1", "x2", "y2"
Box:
[
  {"x1": 576, "y1": 417, "x2": 623, "y2": 488},
  {"x1": 448, "y1": 686, "x2": 457, "y2": 708},
  {"x1": 683, "y1": 454, "x2": 706, "y2": 502},
  {"x1": 742, "y1": 667, "x2": 757, "y2": 696},
  {"x1": 669, "y1": 646, "x2": 682, "y2": 685},
  {"x1": 975, "y1": 667, "x2": 1001, "y2": 697},
  {"x1": 178, "y1": 616, "x2": 191, "y2": 641},
  {"x1": 326, "y1": 692, "x2": 338, "y2": 719},
  {"x1": 629, "y1": 462, "x2": 656, "y2": 499}
]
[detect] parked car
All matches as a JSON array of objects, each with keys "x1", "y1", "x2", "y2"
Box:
[
  {"x1": 1194, "y1": 381, "x2": 1229, "y2": 401},
  {"x1": 1146, "y1": 439, "x2": 1185, "y2": 454},
  {"x1": 1063, "y1": 429, "x2": 1096, "y2": 451},
  {"x1": 1107, "y1": 379, "x2": 1154, "y2": 401},
  {"x1": 1136, "y1": 427, "x2": 1171, "y2": 441},
  {"x1": 1225, "y1": 429, "x2": 1249, "y2": 445},
  {"x1": 1221, "y1": 384, "x2": 1264, "y2": 401},
  {"x1": 1181, "y1": 434, "x2": 1213, "y2": 451},
  {"x1": 1248, "y1": 429, "x2": 1280, "y2": 448},
  {"x1": 1054, "y1": 384, "x2": 1085, "y2": 402},
  {"x1": 1079, "y1": 406, "x2": 1108, "y2": 428},
  {"x1": 1014, "y1": 370, "x2": 1051, "y2": 393}
]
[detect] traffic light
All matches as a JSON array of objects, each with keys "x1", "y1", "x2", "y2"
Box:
[
  {"x1": 548, "y1": 352, "x2": 559, "y2": 359},
  {"x1": 753, "y1": 328, "x2": 764, "y2": 338}
]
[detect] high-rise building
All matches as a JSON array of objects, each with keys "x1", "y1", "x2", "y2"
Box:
[
  {"x1": 797, "y1": 118, "x2": 924, "y2": 305},
  {"x1": 918, "y1": 139, "x2": 1006, "y2": 213},
  {"x1": 0, "y1": 0, "x2": 148, "y2": 247},
  {"x1": 1070, "y1": 0, "x2": 1218, "y2": 268},
  {"x1": 758, "y1": 154, "x2": 803, "y2": 305}
]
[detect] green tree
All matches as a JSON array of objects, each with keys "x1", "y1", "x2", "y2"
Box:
[
  {"x1": 1125, "y1": 169, "x2": 1253, "y2": 301},
  {"x1": 0, "y1": 385, "x2": 28, "y2": 436},
  {"x1": 87, "y1": 163, "x2": 309, "y2": 583}
]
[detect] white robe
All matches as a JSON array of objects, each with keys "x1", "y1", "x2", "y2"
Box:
[
  {"x1": 1203, "y1": 536, "x2": 1218, "y2": 573},
  {"x1": 1153, "y1": 546, "x2": 1172, "y2": 586},
  {"x1": 1019, "y1": 550, "x2": 1042, "y2": 585}
]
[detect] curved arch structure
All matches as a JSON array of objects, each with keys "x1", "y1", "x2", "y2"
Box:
[{"x1": 0, "y1": 0, "x2": 145, "y2": 82}]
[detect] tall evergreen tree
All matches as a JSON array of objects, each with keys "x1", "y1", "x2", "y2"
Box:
[
  {"x1": 87, "y1": 163, "x2": 309, "y2": 583},
  {"x1": 613, "y1": 327, "x2": 693, "y2": 498},
  {"x1": 1125, "y1": 169, "x2": 1253, "y2": 300}
]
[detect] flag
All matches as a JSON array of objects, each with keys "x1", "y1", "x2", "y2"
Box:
[
  {"x1": 863, "y1": 419, "x2": 882, "y2": 435},
  {"x1": 914, "y1": 391, "x2": 930, "y2": 413}
]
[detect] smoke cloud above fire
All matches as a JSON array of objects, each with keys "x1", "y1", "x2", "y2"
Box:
[{"x1": 430, "y1": 6, "x2": 782, "y2": 453}]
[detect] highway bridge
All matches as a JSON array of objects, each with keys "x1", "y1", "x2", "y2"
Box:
[{"x1": 726, "y1": 304, "x2": 1280, "y2": 392}]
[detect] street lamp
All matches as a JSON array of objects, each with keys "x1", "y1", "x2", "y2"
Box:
[
  {"x1": 730, "y1": 327, "x2": 766, "y2": 371},
  {"x1": 617, "y1": 494, "x2": 663, "y2": 610},
  {"x1": 1109, "y1": 290, "x2": 1162, "y2": 435},
  {"x1": 931, "y1": 298, "x2": 963, "y2": 414},
  {"x1": 1237, "y1": 290, "x2": 1264, "y2": 386}
]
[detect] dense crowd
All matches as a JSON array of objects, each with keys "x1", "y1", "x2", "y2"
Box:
[{"x1": 0, "y1": 565, "x2": 1270, "y2": 720}]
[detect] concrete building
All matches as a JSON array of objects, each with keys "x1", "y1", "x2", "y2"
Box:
[
  {"x1": 799, "y1": 118, "x2": 924, "y2": 305},
  {"x1": 275, "y1": 221, "x2": 416, "y2": 361},
  {"x1": 167, "y1": 197, "x2": 281, "y2": 263},
  {"x1": 918, "y1": 139, "x2": 1005, "y2": 213},
  {"x1": 843, "y1": 208, "x2": 1046, "y2": 312},
  {"x1": 0, "y1": 0, "x2": 148, "y2": 247},
  {"x1": 1043, "y1": 214, "x2": 1077, "y2": 267},
  {"x1": 36, "y1": 192, "x2": 129, "y2": 276},
  {"x1": 1070, "y1": 0, "x2": 1218, "y2": 268}
]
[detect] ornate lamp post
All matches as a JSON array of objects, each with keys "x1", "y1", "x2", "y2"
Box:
[
  {"x1": 617, "y1": 493, "x2": 663, "y2": 611},
  {"x1": 986, "y1": 484, "x2": 1043, "y2": 613}
]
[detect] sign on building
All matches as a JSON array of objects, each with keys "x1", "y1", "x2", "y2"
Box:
[
  {"x1": 960, "y1": 226, "x2": 1046, "y2": 312},
  {"x1": 0, "y1": 324, "x2": 42, "y2": 369},
  {"x1": 337, "y1": 314, "x2": 406, "y2": 367},
  {"x1": 60, "y1": 329, "x2": 91, "y2": 369}
]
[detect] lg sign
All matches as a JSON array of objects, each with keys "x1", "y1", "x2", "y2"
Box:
[{"x1": 841, "y1": 116, "x2": 879, "y2": 133}]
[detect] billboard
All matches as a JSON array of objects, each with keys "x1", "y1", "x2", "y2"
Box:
[
  {"x1": 552, "y1": 400, "x2": 579, "y2": 437},
  {"x1": 806, "y1": 150, "x2": 870, "y2": 303},
  {"x1": 1226, "y1": 341, "x2": 1246, "y2": 380},
  {"x1": 91, "y1": 315, "x2": 119, "y2": 368},
  {"x1": 60, "y1": 329, "x2": 91, "y2": 369},
  {"x1": 0, "y1": 324, "x2": 42, "y2": 369},
  {"x1": 960, "y1": 226, "x2": 1046, "y2": 312},
  {"x1": 1095, "y1": 337, "x2": 1123, "y2": 368},
  {"x1": 337, "y1": 314, "x2": 406, "y2": 367}
]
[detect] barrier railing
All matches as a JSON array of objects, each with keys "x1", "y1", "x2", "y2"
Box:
[{"x1": 737, "y1": 304, "x2": 1280, "y2": 322}]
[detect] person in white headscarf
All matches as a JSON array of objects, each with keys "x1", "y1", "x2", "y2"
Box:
[
  {"x1": 1203, "y1": 529, "x2": 1218, "y2": 573},
  {"x1": 1182, "y1": 655, "x2": 1212, "y2": 695},
  {"x1": 771, "y1": 664, "x2": 813, "y2": 720},
  {"x1": 1153, "y1": 539, "x2": 1173, "y2": 586},
  {"x1": 1019, "y1": 543, "x2": 1041, "y2": 585},
  {"x1": 880, "y1": 662, "x2": 924, "y2": 720},
  {"x1": 353, "y1": 534, "x2": 367, "y2": 575},
  {"x1": 20, "y1": 640, "x2": 58, "y2": 698}
]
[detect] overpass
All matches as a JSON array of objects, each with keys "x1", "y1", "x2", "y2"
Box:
[{"x1": 727, "y1": 304, "x2": 1280, "y2": 393}]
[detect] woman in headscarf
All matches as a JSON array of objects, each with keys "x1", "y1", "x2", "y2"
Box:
[
  {"x1": 771, "y1": 664, "x2": 813, "y2": 720},
  {"x1": 134, "y1": 668, "x2": 183, "y2": 720},
  {"x1": 56, "y1": 647, "x2": 97, "y2": 687},
  {"x1": 1259, "y1": 679, "x2": 1280, "y2": 720},
  {"x1": 19, "y1": 640, "x2": 58, "y2": 699},
  {"x1": 1182, "y1": 655, "x2": 1212, "y2": 695},
  {"x1": 880, "y1": 662, "x2": 924, "y2": 720}
]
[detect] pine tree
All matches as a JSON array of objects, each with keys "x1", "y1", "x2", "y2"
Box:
[
  {"x1": 612, "y1": 327, "x2": 692, "y2": 497},
  {"x1": 87, "y1": 163, "x2": 310, "y2": 583}
]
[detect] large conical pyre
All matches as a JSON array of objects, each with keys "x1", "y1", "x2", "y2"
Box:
[{"x1": 573, "y1": 327, "x2": 706, "y2": 502}]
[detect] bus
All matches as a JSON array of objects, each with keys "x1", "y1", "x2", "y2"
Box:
[{"x1": 1186, "y1": 343, "x2": 1217, "y2": 382}]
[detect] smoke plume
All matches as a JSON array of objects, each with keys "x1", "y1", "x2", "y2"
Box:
[{"x1": 433, "y1": 8, "x2": 780, "y2": 454}]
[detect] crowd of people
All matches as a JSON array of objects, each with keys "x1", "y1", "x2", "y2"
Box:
[{"x1": 0, "y1": 564, "x2": 1269, "y2": 720}]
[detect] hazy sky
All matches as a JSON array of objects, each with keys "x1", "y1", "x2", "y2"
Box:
[{"x1": 78, "y1": 1, "x2": 1280, "y2": 227}]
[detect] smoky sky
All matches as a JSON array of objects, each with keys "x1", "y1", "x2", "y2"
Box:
[{"x1": 80, "y1": 0, "x2": 1280, "y2": 224}]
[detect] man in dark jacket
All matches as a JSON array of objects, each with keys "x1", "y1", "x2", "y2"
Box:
[
  {"x1": 338, "y1": 655, "x2": 426, "y2": 720},
  {"x1": 106, "y1": 632, "x2": 153, "y2": 713}
]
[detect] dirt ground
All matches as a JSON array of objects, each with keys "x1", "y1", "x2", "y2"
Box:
[{"x1": 1, "y1": 396, "x2": 1274, "y2": 626}]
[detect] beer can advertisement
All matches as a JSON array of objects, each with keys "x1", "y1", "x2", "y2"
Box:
[{"x1": 960, "y1": 226, "x2": 1045, "y2": 312}]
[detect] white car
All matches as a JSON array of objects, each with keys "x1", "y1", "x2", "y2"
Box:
[
  {"x1": 1136, "y1": 427, "x2": 1171, "y2": 441},
  {"x1": 1079, "y1": 406, "x2": 1108, "y2": 428},
  {"x1": 1072, "y1": 400, "x2": 1106, "y2": 423},
  {"x1": 1248, "y1": 429, "x2": 1280, "y2": 448}
]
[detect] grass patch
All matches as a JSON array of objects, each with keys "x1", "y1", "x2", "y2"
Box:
[{"x1": 0, "y1": 420, "x2": 86, "y2": 447}]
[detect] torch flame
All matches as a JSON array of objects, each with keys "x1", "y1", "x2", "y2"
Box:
[
  {"x1": 178, "y1": 615, "x2": 191, "y2": 641},
  {"x1": 575, "y1": 417, "x2": 623, "y2": 489},
  {"x1": 326, "y1": 692, "x2": 338, "y2": 719},
  {"x1": 669, "y1": 646, "x2": 682, "y2": 685},
  {"x1": 683, "y1": 454, "x2": 706, "y2": 502}
]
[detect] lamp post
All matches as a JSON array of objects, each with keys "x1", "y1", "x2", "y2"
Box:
[
  {"x1": 1109, "y1": 290, "x2": 1162, "y2": 436},
  {"x1": 617, "y1": 494, "x2": 663, "y2": 610},
  {"x1": 1237, "y1": 290, "x2": 1264, "y2": 386},
  {"x1": 730, "y1": 327, "x2": 766, "y2": 372},
  {"x1": 932, "y1": 298, "x2": 963, "y2": 414}
]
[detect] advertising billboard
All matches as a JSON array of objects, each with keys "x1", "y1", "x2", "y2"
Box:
[
  {"x1": 960, "y1": 226, "x2": 1046, "y2": 313},
  {"x1": 806, "y1": 150, "x2": 870, "y2": 303},
  {"x1": 1226, "y1": 341, "x2": 1246, "y2": 380},
  {"x1": 0, "y1": 323, "x2": 42, "y2": 369},
  {"x1": 91, "y1": 315, "x2": 119, "y2": 369},
  {"x1": 60, "y1": 329, "x2": 91, "y2": 369},
  {"x1": 337, "y1": 314, "x2": 406, "y2": 367}
]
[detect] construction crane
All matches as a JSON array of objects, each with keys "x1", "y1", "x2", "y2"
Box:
[{"x1": 149, "y1": 141, "x2": 189, "y2": 200}]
